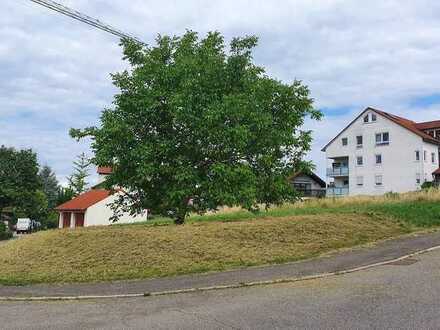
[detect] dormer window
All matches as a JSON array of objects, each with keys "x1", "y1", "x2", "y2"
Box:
[{"x1": 364, "y1": 112, "x2": 377, "y2": 124}]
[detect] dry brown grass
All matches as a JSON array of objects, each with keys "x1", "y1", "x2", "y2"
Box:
[
  {"x1": 0, "y1": 213, "x2": 407, "y2": 285},
  {"x1": 278, "y1": 188, "x2": 440, "y2": 210}
]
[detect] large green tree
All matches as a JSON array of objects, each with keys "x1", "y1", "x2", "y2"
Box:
[
  {"x1": 0, "y1": 146, "x2": 42, "y2": 220},
  {"x1": 72, "y1": 31, "x2": 322, "y2": 224}
]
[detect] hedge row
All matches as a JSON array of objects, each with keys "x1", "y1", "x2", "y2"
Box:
[{"x1": 0, "y1": 231, "x2": 13, "y2": 241}]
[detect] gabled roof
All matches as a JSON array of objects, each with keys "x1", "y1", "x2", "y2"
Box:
[
  {"x1": 415, "y1": 120, "x2": 440, "y2": 131},
  {"x1": 373, "y1": 109, "x2": 439, "y2": 145},
  {"x1": 55, "y1": 189, "x2": 111, "y2": 211},
  {"x1": 97, "y1": 166, "x2": 112, "y2": 175},
  {"x1": 321, "y1": 107, "x2": 440, "y2": 151},
  {"x1": 290, "y1": 171, "x2": 326, "y2": 188}
]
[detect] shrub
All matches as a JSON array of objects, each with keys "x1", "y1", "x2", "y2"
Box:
[
  {"x1": 0, "y1": 231, "x2": 12, "y2": 241},
  {"x1": 421, "y1": 182, "x2": 436, "y2": 190},
  {"x1": 384, "y1": 191, "x2": 399, "y2": 199},
  {"x1": 0, "y1": 222, "x2": 12, "y2": 241}
]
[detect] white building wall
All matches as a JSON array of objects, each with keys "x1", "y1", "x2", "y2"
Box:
[
  {"x1": 325, "y1": 110, "x2": 439, "y2": 195},
  {"x1": 421, "y1": 141, "x2": 440, "y2": 182},
  {"x1": 84, "y1": 193, "x2": 148, "y2": 227}
]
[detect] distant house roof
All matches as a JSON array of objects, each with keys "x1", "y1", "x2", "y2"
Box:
[
  {"x1": 290, "y1": 171, "x2": 326, "y2": 188},
  {"x1": 415, "y1": 120, "x2": 440, "y2": 131},
  {"x1": 322, "y1": 107, "x2": 440, "y2": 151},
  {"x1": 97, "y1": 166, "x2": 112, "y2": 175},
  {"x1": 433, "y1": 168, "x2": 440, "y2": 175},
  {"x1": 55, "y1": 189, "x2": 111, "y2": 212}
]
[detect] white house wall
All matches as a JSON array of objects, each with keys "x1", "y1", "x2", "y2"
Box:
[
  {"x1": 85, "y1": 193, "x2": 148, "y2": 227},
  {"x1": 422, "y1": 141, "x2": 439, "y2": 182},
  {"x1": 325, "y1": 110, "x2": 439, "y2": 195}
]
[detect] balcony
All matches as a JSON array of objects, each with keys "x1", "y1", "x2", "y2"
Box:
[
  {"x1": 327, "y1": 167, "x2": 349, "y2": 177},
  {"x1": 326, "y1": 187, "x2": 349, "y2": 197},
  {"x1": 296, "y1": 189, "x2": 326, "y2": 198}
]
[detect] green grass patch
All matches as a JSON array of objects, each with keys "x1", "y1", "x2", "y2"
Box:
[{"x1": 1, "y1": 189, "x2": 439, "y2": 286}]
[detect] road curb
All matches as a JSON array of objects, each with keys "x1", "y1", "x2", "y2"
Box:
[{"x1": 2, "y1": 244, "x2": 440, "y2": 302}]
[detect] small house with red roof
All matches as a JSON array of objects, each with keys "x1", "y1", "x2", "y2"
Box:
[
  {"x1": 322, "y1": 107, "x2": 440, "y2": 196},
  {"x1": 55, "y1": 168, "x2": 147, "y2": 228}
]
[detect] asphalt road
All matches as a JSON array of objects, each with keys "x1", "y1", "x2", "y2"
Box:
[{"x1": 2, "y1": 249, "x2": 440, "y2": 329}]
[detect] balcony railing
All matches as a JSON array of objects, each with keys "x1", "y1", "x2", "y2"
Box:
[
  {"x1": 296, "y1": 189, "x2": 326, "y2": 198},
  {"x1": 327, "y1": 187, "x2": 349, "y2": 197},
  {"x1": 327, "y1": 167, "x2": 349, "y2": 177}
]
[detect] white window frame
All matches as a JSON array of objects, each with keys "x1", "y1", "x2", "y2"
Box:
[
  {"x1": 432, "y1": 152, "x2": 436, "y2": 164},
  {"x1": 416, "y1": 173, "x2": 421, "y2": 185},
  {"x1": 415, "y1": 150, "x2": 420, "y2": 162},
  {"x1": 342, "y1": 137, "x2": 348, "y2": 146},
  {"x1": 356, "y1": 156, "x2": 364, "y2": 166},
  {"x1": 356, "y1": 135, "x2": 363, "y2": 148},
  {"x1": 375, "y1": 175, "x2": 383, "y2": 187},
  {"x1": 375, "y1": 154, "x2": 382, "y2": 165},
  {"x1": 375, "y1": 132, "x2": 390, "y2": 146},
  {"x1": 356, "y1": 176, "x2": 364, "y2": 187}
]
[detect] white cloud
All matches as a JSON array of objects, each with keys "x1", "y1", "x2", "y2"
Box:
[{"x1": 1, "y1": 0, "x2": 440, "y2": 185}]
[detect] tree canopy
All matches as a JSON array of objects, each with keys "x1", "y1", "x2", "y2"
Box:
[
  {"x1": 67, "y1": 153, "x2": 91, "y2": 196},
  {"x1": 71, "y1": 31, "x2": 322, "y2": 224},
  {"x1": 0, "y1": 146, "x2": 43, "y2": 220},
  {"x1": 39, "y1": 165, "x2": 59, "y2": 209}
]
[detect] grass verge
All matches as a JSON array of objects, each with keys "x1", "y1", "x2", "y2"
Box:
[{"x1": 0, "y1": 189, "x2": 439, "y2": 286}]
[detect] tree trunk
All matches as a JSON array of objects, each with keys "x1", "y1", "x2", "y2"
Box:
[{"x1": 174, "y1": 200, "x2": 189, "y2": 225}]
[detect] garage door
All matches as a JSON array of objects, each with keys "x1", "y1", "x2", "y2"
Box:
[
  {"x1": 63, "y1": 212, "x2": 71, "y2": 228},
  {"x1": 75, "y1": 213, "x2": 85, "y2": 227}
]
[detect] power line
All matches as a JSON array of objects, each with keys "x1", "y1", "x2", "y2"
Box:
[{"x1": 28, "y1": 0, "x2": 146, "y2": 45}]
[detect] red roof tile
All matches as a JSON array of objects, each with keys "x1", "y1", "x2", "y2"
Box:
[
  {"x1": 55, "y1": 190, "x2": 111, "y2": 211},
  {"x1": 415, "y1": 120, "x2": 440, "y2": 131},
  {"x1": 322, "y1": 108, "x2": 440, "y2": 151},
  {"x1": 434, "y1": 168, "x2": 440, "y2": 175},
  {"x1": 97, "y1": 166, "x2": 112, "y2": 175},
  {"x1": 372, "y1": 109, "x2": 439, "y2": 145}
]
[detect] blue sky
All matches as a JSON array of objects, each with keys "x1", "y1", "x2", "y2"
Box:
[{"x1": 2, "y1": 0, "x2": 440, "y2": 185}]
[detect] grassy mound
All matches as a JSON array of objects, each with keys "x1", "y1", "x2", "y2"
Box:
[
  {"x1": 0, "y1": 213, "x2": 407, "y2": 285},
  {"x1": 1, "y1": 189, "x2": 439, "y2": 286}
]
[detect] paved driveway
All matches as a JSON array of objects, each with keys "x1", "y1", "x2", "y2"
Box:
[{"x1": 2, "y1": 247, "x2": 440, "y2": 329}]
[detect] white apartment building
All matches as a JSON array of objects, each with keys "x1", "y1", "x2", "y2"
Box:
[{"x1": 322, "y1": 107, "x2": 440, "y2": 196}]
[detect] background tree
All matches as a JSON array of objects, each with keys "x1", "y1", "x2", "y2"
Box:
[
  {"x1": 56, "y1": 186, "x2": 75, "y2": 205},
  {"x1": 16, "y1": 190, "x2": 48, "y2": 221},
  {"x1": 39, "y1": 165, "x2": 59, "y2": 209},
  {"x1": 0, "y1": 146, "x2": 42, "y2": 221},
  {"x1": 71, "y1": 31, "x2": 322, "y2": 224},
  {"x1": 67, "y1": 153, "x2": 91, "y2": 196}
]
